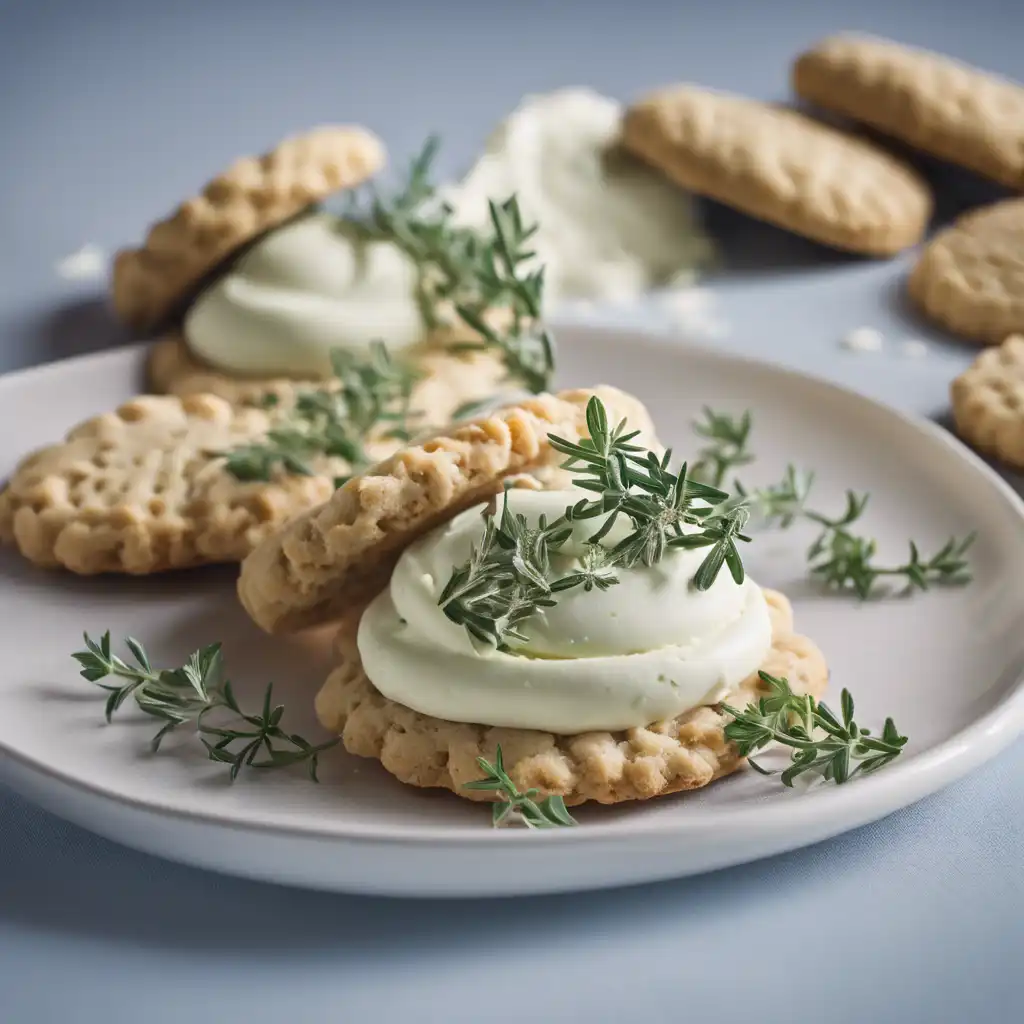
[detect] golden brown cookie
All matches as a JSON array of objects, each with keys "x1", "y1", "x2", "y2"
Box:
[
  {"x1": 146, "y1": 330, "x2": 509, "y2": 418},
  {"x1": 621, "y1": 86, "x2": 931, "y2": 255},
  {"x1": 316, "y1": 588, "x2": 827, "y2": 805},
  {"x1": 908, "y1": 199, "x2": 1024, "y2": 345},
  {"x1": 111, "y1": 126, "x2": 385, "y2": 333},
  {"x1": 0, "y1": 394, "x2": 364, "y2": 574},
  {"x1": 237, "y1": 386, "x2": 659, "y2": 635},
  {"x1": 793, "y1": 34, "x2": 1024, "y2": 190},
  {"x1": 950, "y1": 334, "x2": 1024, "y2": 467}
]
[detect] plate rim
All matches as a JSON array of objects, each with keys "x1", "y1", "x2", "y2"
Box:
[{"x1": 2, "y1": 329, "x2": 1024, "y2": 852}]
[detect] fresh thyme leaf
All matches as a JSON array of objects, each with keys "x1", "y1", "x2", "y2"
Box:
[
  {"x1": 691, "y1": 410, "x2": 975, "y2": 599},
  {"x1": 72, "y1": 633, "x2": 337, "y2": 780},
  {"x1": 216, "y1": 340, "x2": 421, "y2": 483},
  {"x1": 722, "y1": 672, "x2": 908, "y2": 786},
  {"x1": 440, "y1": 397, "x2": 749, "y2": 647},
  {"x1": 347, "y1": 137, "x2": 556, "y2": 394},
  {"x1": 691, "y1": 408, "x2": 755, "y2": 488},
  {"x1": 464, "y1": 745, "x2": 578, "y2": 828}
]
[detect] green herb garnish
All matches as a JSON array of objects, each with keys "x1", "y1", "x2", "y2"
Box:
[
  {"x1": 72, "y1": 632, "x2": 337, "y2": 781},
  {"x1": 439, "y1": 397, "x2": 750, "y2": 648},
  {"x1": 723, "y1": 672, "x2": 908, "y2": 786},
  {"x1": 691, "y1": 409, "x2": 975, "y2": 597},
  {"x1": 219, "y1": 341, "x2": 420, "y2": 484},
  {"x1": 350, "y1": 137, "x2": 555, "y2": 393},
  {"x1": 464, "y1": 746, "x2": 578, "y2": 828}
]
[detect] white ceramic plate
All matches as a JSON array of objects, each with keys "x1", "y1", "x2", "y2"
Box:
[{"x1": 1, "y1": 328, "x2": 1023, "y2": 898}]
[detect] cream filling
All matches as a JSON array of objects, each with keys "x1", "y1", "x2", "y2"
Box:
[
  {"x1": 447, "y1": 87, "x2": 712, "y2": 306},
  {"x1": 184, "y1": 212, "x2": 425, "y2": 377},
  {"x1": 357, "y1": 489, "x2": 772, "y2": 734}
]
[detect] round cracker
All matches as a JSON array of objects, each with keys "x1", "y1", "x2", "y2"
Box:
[
  {"x1": 908, "y1": 199, "x2": 1024, "y2": 346},
  {"x1": 316, "y1": 588, "x2": 828, "y2": 805},
  {"x1": 111, "y1": 125, "x2": 385, "y2": 333},
  {"x1": 236, "y1": 386, "x2": 660, "y2": 635},
  {"x1": 951, "y1": 334, "x2": 1024, "y2": 467},
  {"x1": 622, "y1": 86, "x2": 931, "y2": 255}
]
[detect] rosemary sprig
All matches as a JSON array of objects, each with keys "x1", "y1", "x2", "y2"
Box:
[
  {"x1": 723, "y1": 672, "x2": 908, "y2": 786},
  {"x1": 349, "y1": 137, "x2": 555, "y2": 393},
  {"x1": 72, "y1": 632, "x2": 337, "y2": 781},
  {"x1": 690, "y1": 409, "x2": 975, "y2": 598},
  {"x1": 440, "y1": 397, "x2": 750, "y2": 648},
  {"x1": 464, "y1": 746, "x2": 578, "y2": 828},
  {"x1": 219, "y1": 341, "x2": 421, "y2": 485}
]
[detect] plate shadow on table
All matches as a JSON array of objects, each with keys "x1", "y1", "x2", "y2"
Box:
[
  {"x1": 20, "y1": 295, "x2": 134, "y2": 365},
  {"x1": 0, "y1": 767, "x2": 985, "y2": 959}
]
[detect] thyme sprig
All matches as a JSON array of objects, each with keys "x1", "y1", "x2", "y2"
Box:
[
  {"x1": 464, "y1": 746, "x2": 578, "y2": 828},
  {"x1": 349, "y1": 137, "x2": 555, "y2": 393},
  {"x1": 219, "y1": 341, "x2": 420, "y2": 485},
  {"x1": 439, "y1": 397, "x2": 751, "y2": 648},
  {"x1": 723, "y1": 672, "x2": 908, "y2": 786},
  {"x1": 690, "y1": 409, "x2": 975, "y2": 597},
  {"x1": 72, "y1": 633, "x2": 336, "y2": 781}
]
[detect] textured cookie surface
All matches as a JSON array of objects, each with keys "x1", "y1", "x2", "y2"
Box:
[
  {"x1": 908, "y1": 199, "x2": 1024, "y2": 345},
  {"x1": 237, "y1": 386, "x2": 659, "y2": 635},
  {"x1": 622, "y1": 86, "x2": 931, "y2": 255},
  {"x1": 0, "y1": 394, "x2": 355, "y2": 574},
  {"x1": 794, "y1": 34, "x2": 1024, "y2": 189},
  {"x1": 112, "y1": 126, "x2": 384, "y2": 333},
  {"x1": 316, "y1": 589, "x2": 828, "y2": 805},
  {"x1": 951, "y1": 334, "x2": 1024, "y2": 467},
  {"x1": 146, "y1": 332, "x2": 509, "y2": 417}
]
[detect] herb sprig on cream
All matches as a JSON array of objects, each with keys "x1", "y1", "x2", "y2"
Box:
[
  {"x1": 219, "y1": 341, "x2": 421, "y2": 485},
  {"x1": 439, "y1": 397, "x2": 751, "y2": 648},
  {"x1": 691, "y1": 409, "x2": 975, "y2": 597},
  {"x1": 73, "y1": 633, "x2": 337, "y2": 781},
  {"x1": 350, "y1": 137, "x2": 556, "y2": 393}
]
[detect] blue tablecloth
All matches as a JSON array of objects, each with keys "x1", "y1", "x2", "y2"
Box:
[{"x1": 1, "y1": 2, "x2": 1021, "y2": 1020}]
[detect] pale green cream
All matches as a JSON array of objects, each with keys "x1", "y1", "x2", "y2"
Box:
[
  {"x1": 357, "y1": 489, "x2": 773, "y2": 734},
  {"x1": 184, "y1": 212, "x2": 425, "y2": 377}
]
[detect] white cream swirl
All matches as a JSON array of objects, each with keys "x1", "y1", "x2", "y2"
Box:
[
  {"x1": 184, "y1": 212, "x2": 425, "y2": 377},
  {"x1": 357, "y1": 489, "x2": 772, "y2": 734}
]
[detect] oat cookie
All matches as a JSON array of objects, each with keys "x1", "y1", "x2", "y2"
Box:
[
  {"x1": 793, "y1": 34, "x2": 1024, "y2": 190},
  {"x1": 147, "y1": 330, "x2": 509, "y2": 416},
  {"x1": 0, "y1": 394, "x2": 361, "y2": 574},
  {"x1": 237, "y1": 386, "x2": 659, "y2": 635},
  {"x1": 908, "y1": 199, "x2": 1024, "y2": 345},
  {"x1": 111, "y1": 126, "x2": 384, "y2": 333},
  {"x1": 316, "y1": 588, "x2": 827, "y2": 805},
  {"x1": 621, "y1": 86, "x2": 931, "y2": 255},
  {"x1": 950, "y1": 334, "x2": 1024, "y2": 467}
]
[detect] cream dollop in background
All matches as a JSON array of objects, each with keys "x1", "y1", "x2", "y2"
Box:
[
  {"x1": 358, "y1": 489, "x2": 772, "y2": 734},
  {"x1": 183, "y1": 88, "x2": 711, "y2": 377}
]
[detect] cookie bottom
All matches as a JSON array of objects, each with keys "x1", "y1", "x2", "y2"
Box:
[{"x1": 316, "y1": 589, "x2": 828, "y2": 806}]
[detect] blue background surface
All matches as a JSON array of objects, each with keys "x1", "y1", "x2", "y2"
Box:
[{"x1": 0, "y1": 1, "x2": 1022, "y2": 1020}]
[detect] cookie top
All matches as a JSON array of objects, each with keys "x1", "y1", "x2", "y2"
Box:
[
  {"x1": 316, "y1": 587, "x2": 828, "y2": 805},
  {"x1": 951, "y1": 335, "x2": 1024, "y2": 468},
  {"x1": 237, "y1": 385, "x2": 658, "y2": 635},
  {"x1": 793, "y1": 34, "x2": 1024, "y2": 189},
  {"x1": 621, "y1": 86, "x2": 932, "y2": 255},
  {"x1": 111, "y1": 125, "x2": 385, "y2": 334},
  {"x1": 0, "y1": 393, "x2": 355, "y2": 574},
  {"x1": 908, "y1": 198, "x2": 1024, "y2": 346}
]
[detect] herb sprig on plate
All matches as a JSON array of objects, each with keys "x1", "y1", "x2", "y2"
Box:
[
  {"x1": 439, "y1": 396, "x2": 751, "y2": 649},
  {"x1": 690, "y1": 408, "x2": 975, "y2": 597},
  {"x1": 73, "y1": 633, "x2": 337, "y2": 781},
  {"x1": 723, "y1": 673, "x2": 908, "y2": 786},
  {"x1": 218, "y1": 341, "x2": 421, "y2": 486}
]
